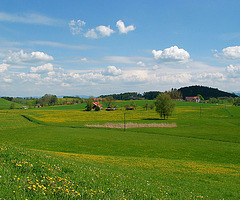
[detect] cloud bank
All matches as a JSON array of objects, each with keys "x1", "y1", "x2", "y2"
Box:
[{"x1": 4, "y1": 50, "x2": 53, "y2": 65}]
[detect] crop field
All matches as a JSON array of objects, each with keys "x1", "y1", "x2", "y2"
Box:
[{"x1": 0, "y1": 100, "x2": 239, "y2": 199}]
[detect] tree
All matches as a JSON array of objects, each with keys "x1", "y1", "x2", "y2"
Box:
[
  {"x1": 166, "y1": 88, "x2": 183, "y2": 99},
  {"x1": 85, "y1": 97, "x2": 93, "y2": 111},
  {"x1": 149, "y1": 104, "x2": 155, "y2": 110},
  {"x1": 10, "y1": 103, "x2": 16, "y2": 109},
  {"x1": 155, "y1": 93, "x2": 175, "y2": 119},
  {"x1": 142, "y1": 101, "x2": 149, "y2": 110},
  {"x1": 104, "y1": 96, "x2": 114, "y2": 107},
  {"x1": 233, "y1": 97, "x2": 240, "y2": 106},
  {"x1": 197, "y1": 94, "x2": 204, "y2": 101},
  {"x1": 39, "y1": 94, "x2": 58, "y2": 106}
]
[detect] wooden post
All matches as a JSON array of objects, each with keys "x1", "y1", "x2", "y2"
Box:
[{"x1": 124, "y1": 113, "x2": 126, "y2": 131}]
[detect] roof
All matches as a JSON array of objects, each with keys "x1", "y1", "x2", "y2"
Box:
[{"x1": 186, "y1": 97, "x2": 200, "y2": 101}]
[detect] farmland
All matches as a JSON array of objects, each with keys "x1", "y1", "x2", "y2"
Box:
[{"x1": 0, "y1": 100, "x2": 239, "y2": 199}]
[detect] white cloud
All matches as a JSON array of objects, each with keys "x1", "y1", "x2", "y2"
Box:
[
  {"x1": 121, "y1": 70, "x2": 152, "y2": 83},
  {"x1": 193, "y1": 72, "x2": 225, "y2": 81},
  {"x1": 116, "y1": 20, "x2": 135, "y2": 34},
  {"x1": 47, "y1": 71, "x2": 56, "y2": 77},
  {"x1": 69, "y1": 19, "x2": 86, "y2": 35},
  {"x1": 85, "y1": 29, "x2": 99, "y2": 39},
  {"x1": 137, "y1": 61, "x2": 146, "y2": 67},
  {"x1": 80, "y1": 72, "x2": 106, "y2": 82},
  {"x1": 152, "y1": 46, "x2": 190, "y2": 63},
  {"x1": 81, "y1": 57, "x2": 87, "y2": 62},
  {"x1": 103, "y1": 66, "x2": 122, "y2": 76},
  {"x1": 225, "y1": 64, "x2": 240, "y2": 78},
  {"x1": 0, "y1": 12, "x2": 62, "y2": 26},
  {"x1": 18, "y1": 72, "x2": 41, "y2": 81},
  {"x1": 3, "y1": 78, "x2": 12, "y2": 83},
  {"x1": 30, "y1": 63, "x2": 54, "y2": 74},
  {"x1": 215, "y1": 46, "x2": 240, "y2": 60},
  {"x1": 0, "y1": 63, "x2": 9, "y2": 72},
  {"x1": 85, "y1": 25, "x2": 115, "y2": 39},
  {"x1": 159, "y1": 73, "x2": 192, "y2": 84},
  {"x1": 96, "y1": 25, "x2": 115, "y2": 37},
  {"x1": 4, "y1": 50, "x2": 53, "y2": 65}
]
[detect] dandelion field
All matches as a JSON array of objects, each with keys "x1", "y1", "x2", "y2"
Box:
[{"x1": 0, "y1": 101, "x2": 239, "y2": 199}]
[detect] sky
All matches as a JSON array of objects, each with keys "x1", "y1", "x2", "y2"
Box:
[{"x1": 1, "y1": 0, "x2": 240, "y2": 97}]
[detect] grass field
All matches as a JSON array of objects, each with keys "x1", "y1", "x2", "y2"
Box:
[
  {"x1": 0, "y1": 98, "x2": 24, "y2": 110},
  {"x1": 0, "y1": 101, "x2": 239, "y2": 199}
]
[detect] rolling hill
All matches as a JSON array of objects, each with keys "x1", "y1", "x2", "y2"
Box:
[{"x1": 178, "y1": 85, "x2": 238, "y2": 99}]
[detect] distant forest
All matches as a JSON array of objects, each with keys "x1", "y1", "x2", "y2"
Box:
[
  {"x1": 178, "y1": 85, "x2": 237, "y2": 99},
  {"x1": 100, "y1": 85, "x2": 238, "y2": 100}
]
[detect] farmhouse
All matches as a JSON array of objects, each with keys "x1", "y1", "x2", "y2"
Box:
[
  {"x1": 93, "y1": 101, "x2": 103, "y2": 110},
  {"x1": 185, "y1": 96, "x2": 201, "y2": 103}
]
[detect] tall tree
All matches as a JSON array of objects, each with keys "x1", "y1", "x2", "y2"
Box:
[
  {"x1": 104, "y1": 96, "x2": 114, "y2": 107},
  {"x1": 85, "y1": 97, "x2": 94, "y2": 111},
  {"x1": 155, "y1": 93, "x2": 175, "y2": 119}
]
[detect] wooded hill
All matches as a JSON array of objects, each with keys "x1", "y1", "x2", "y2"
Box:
[
  {"x1": 100, "y1": 86, "x2": 238, "y2": 100},
  {"x1": 178, "y1": 85, "x2": 238, "y2": 100}
]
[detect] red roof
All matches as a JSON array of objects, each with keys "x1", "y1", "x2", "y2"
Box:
[{"x1": 186, "y1": 97, "x2": 200, "y2": 102}]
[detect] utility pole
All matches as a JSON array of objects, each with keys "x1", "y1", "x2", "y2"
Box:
[{"x1": 124, "y1": 113, "x2": 126, "y2": 131}]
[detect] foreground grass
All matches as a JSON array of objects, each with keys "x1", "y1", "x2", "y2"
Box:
[
  {"x1": 0, "y1": 101, "x2": 239, "y2": 199},
  {"x1": 1, "y1": 144, "x2": 239, "y2": 199}
]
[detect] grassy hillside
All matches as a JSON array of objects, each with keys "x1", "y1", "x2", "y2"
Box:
[
  {"x1": 0, "y1": 98, "x2": 24, "y2": 109},
  {"x1": 0, "y1": 101, "x2": 239, "y2": 199}
]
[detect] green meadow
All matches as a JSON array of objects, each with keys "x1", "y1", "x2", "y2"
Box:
[{"x1": 0, "y1": 99, "x2": 239, "y2": 199}]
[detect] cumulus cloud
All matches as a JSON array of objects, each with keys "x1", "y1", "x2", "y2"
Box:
[
  {"x1": 159, "y1": 73, "x2": 192, "y2": 84},
  {"x1": 85, "y1": 25, "x2": 115, "y2": 39},
  {"x1": 0, "y1": 63, "x2": 9, "y2": 72},
  {"x1": 152, "y1": 46, "x2": 190, "y2": 63},
  {"x1": 121, "y1": 70, "x2": 152, "y2": 83},
  {"x1": 80, "y1": 72, "x2": 106, "y2": 82},
  {"x1": 69, "y1": 19, "x2": 86, "y2": 35},
  {"x1": 225, "y1": 64, "x2": 240, "y2": 78},
  {"x1": 4, "y1": 50, "x2": 53, "y2": 65},
  {"x1": 215, "y1": 46, "x2": 240, "y2": 60},
  {"x1": 137, "y1": 61, "x2": 146, "y2": 67},
  {"x1": 103, "y1": 66, "x2": 122, "y2": 76},
  {"x1": 96, "y1": 25, "x2": 115, "y2": 37},
  {"x1": 18, "y1": 72, "x2": 41, "y2": 81},
  {"x1": 116, "y1": 20, "x2": 135, "y2": 34},
  {"x1": 30, "y1": 63, "x2": 54, "y2": 74},
  {"x1": 3, "y1": 78, "x2": 12, "y2": 83},
  {"x1": 69, "y1": 19, "x2": 135, "y2": 39},
  {"x1": 192, "y1": 72, "x2": 225, "y2": 81},
  {"x1": 84, "y1": 29, "x2": 98, "y2": 39}
]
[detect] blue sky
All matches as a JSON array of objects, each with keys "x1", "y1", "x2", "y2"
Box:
[{"x1": 1, "y1": 0, "x2": 240, "y2": 97}]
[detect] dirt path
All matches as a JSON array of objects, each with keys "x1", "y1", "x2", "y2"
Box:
[{"x1": 85, "y1": 122, "x2": 177, "y2": 129}]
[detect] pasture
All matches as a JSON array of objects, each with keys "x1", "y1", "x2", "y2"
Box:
[{"x1": 0, "y1": 100, "x2": 239, "y2": 199}]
